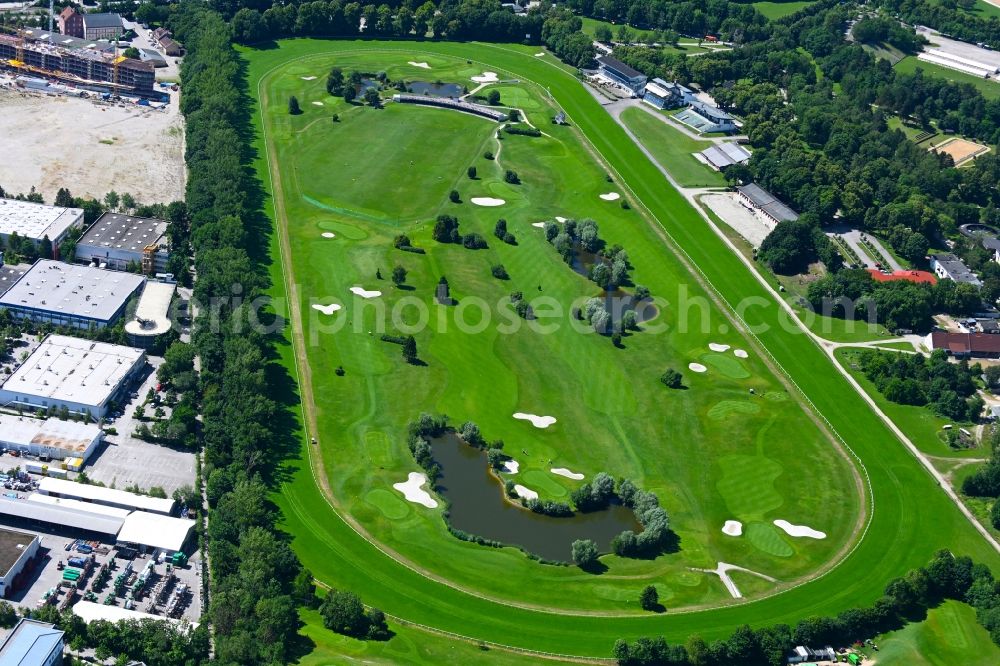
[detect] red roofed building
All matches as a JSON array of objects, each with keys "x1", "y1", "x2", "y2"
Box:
[
  {"x1": 867, "y1": 269, "x2": 937, "y2": 285},
  {"x1": 927, "y1": 331, "x2": 1000, "y2": 358}
]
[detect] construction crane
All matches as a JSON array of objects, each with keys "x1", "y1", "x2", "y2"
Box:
[{"x1": 48, "y1": 0, "x2": 53, "y2": 33}]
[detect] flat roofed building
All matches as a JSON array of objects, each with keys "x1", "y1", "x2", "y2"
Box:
[
  {"x1": 37, "y1": 477, "x2": 175, "y2": 515},
  {"x1": 0, "y1": 527, "x2": 40, "y2": 600},
  {"x1": 27, "y1": 493, "x2": 131, "y2": 520},
  {"x1": 596, "y1": 55, "x2": 648, "y2": 95},
  {"x1": 930, "y1": 252, "x2": 982, "y2": 286},
  {"x1": 0, "y1": 495, "x2": 126, "y2": 536},
  {"x1": 0, "y1": 198, "x2": 84, "y2": 252},
  {"x1": 75, "y1": 212, "x2": 170, "y2": 273},
  {"x1": 0, "y1": 618, "x2": 63, "y2": 665},
  {"x1": 0, "y1": 415, "x2": 103, "y2": 462},
  {"x1": 138, "y1": 48, "x2": 167, "y2": 67},
  {"x1": 125, "y1": 282, "x2": 176, "y2": 349},
  {"x1": 22, "y1": 29, "x2": 116, "y2": 53},
  {"x1": 642, "y1": 78, "x2": 693, "y2": 109},
  {"x1": 81, "y1": 13, "x2": 123, "y2": 41},
  {"x1": 0, "y1": 335, "x2": 145, "y2": 419},
  {"x1": 683, "y1": 100, "x2": 737, "y2": 133},
  {"x1": 0, "y1": 260, "x2": 146, "y2": 330},
  {"x1": 0, "y1": 263, "x2": 30, "y2": 298},
  {"x1": 700, "y1": 142, "x2": 752, "y2": 169},
  {"x1": 737, "y1": 183, "x2": 799, "y2": 227},
  {"x1": 73, "y1": 600, "x2": 198, "y2": 631},
  {"x1": 117, "y1": 511, "x2": 194, "y2": 553}
]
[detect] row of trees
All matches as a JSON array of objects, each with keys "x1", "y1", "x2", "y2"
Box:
[
  {"x1": 961, "y1": 426, "x2": 1000, "y2": 529},
  {"x1": 876, "y1": 0, "x2": 1000, "y2": 50},
  {"x1": 614, "y1": 550, "x2": 1000, "y2": 665},
  {"x1": 855, "y1": 348, "x2": 983, "y2": 421}
]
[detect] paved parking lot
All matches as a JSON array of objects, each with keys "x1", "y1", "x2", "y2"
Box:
[{"x1": 6, "y1": 529, "x2": 202, "y2": 623}]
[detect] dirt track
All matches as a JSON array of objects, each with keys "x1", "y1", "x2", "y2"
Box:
[{"x1": 0, "y1": 83, "x2": 185, "y2": 204}]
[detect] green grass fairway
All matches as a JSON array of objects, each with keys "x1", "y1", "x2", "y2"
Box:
[
  {"x1": 871, "y1": 600, "x2": 1000, "y2": 665},
  {"x1": 753, "y1": 1, "x2": 816, "y2": 20},
  {"x1": 256, "y1": 46, "x2": 859, "y2": 615},
  {"x1": 969, "y1": 0, "x2": 1000, "y2": 21},
  {"x1": 896, "y1": 55, "x2": 1000, "y2": 100},
  {"x1": 244, "y1": 39, "x2": 1000, "y2": 660},
  {"x1": 619, "y1": 107, "x2": 727, "y2": 188}
]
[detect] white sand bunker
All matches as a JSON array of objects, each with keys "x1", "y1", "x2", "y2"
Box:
[
  {"x1": 722, "y1": 520, "x2": 743, "y2": 537},
  {"x1": 513, "y1": 412, "x2": 557, "y2": 428},
  {"x1": 514, "y1": 484, "x2": 538, "y2": 500},
  {"x1": 408, "y1": 61, "x2": 431, "y2": 69},
  {"x1": 734, "y1": 349, "x2": 748, "y2": 358},
  {"x1": 350, "y1": 286, "x2": 382, "y2": 299},
  {"x1": 689, "y1": 363, "x2": 707, "y2": 373},
  {"x1": 534, "y1": 52, "x2": 545, "y2": 57},
  {"x1": 472, "y1": 71, "x2": 499, "y2": 83},
  {"x1": 599, "y1": 192, "x2": 621, "y2": 201},
  {"x1": 555, "y1": 216, "x2": 567, "y2": 223},
  {"x1": 471, "y1": 197, "x2": 505, "y2": 207},
  {"x1": 301, "y1": 76, "x2": 317, "y2": 81},
  {"x1": 393, "y1": 472, "x2": 438, "y2": 508},
  {"x1": 709, "y1": 343, "x2": 730, "y2": 352},
  {"x1": 774, "y1": 520, "x2": 826, "y2": 539},
  {"x1": 311, "y1": 303, "x2": 342, "y2": 316},
  {"x1": 312, "y1": 101, "x2": 323, "y2": 106},
  {"x1": 502, "y1": 460, "x2": 520, "y2": 474},
  {"x1": 531, "y1": 222, "x2": 546, "y2": 228},
  {"x1": 551, "y1": 467, "x2": 584, "y2": 480},
  {"x1": 321, "y1": 232, "x2": 336, "y2": 238}
]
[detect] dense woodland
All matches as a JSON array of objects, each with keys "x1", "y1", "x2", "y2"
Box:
[{"x1": 875, "y1": 0, "x2": 1000, "y2": 50}]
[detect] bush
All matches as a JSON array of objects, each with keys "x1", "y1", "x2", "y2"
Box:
[
  {"x1": 491, "y1": 264, "x2": 509, "y2": 280},
  {"x1": 467, "y1": 166, "x2": 477, "y2": 179},
  {"x1": 504, "y1": 125, "x2": 541, "y2": 137},
  {"x1": 484, "y1": 151, "x2": 494, "y2": 160},
  {"x1": 504, "y1": 170, "x2": 520, "y2": 184},
  {"x1": 449, "y1": 189, "x2": 461, "y2": 203},
  {"x1": 463, "y1": 233, "x2": 488, "y2": 249},
  {"x1": 660, "y1": 369, "x2": 683, "y2": 389}
]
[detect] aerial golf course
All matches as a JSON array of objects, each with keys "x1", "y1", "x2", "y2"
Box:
[{"x1": 242, "y1": 39, "x2": 1000, "y2": 660}]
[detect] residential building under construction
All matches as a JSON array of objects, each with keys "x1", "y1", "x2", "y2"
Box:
[{"x1": 0, "y1": 33, "x2": 154, "y2": 95}]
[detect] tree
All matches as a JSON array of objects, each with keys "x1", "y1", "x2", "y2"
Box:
[
  {"x1": 640, "y1": 585, "x2": 659, "y2": 611},
  {"x1": 54, "y1": 187, "x2": 74, "y2": 208},
  {"x1": 343, "y1": 86, "x2": 357, "y2": 104},
  {"x1": 992, "y1": 499, "x2": 1000, "y2": 530},
  {"x1": 433, "y1": 215, "x2": 460, "y2": 243},
  {"x1": 487, "y1": 89, "x2": 501, "y2": 105},
  {"x1": 494, "y1": 218, "x2": 507, "y2": 239},
  {"x1": 622, "y1": 310, "x2": 638, "y2": 331},
  {"x1": 364, "y1": 87, "x2": 381, "y2": 107},
  {"x1": 660, "y1": 369, "x2": 683, "y2": 389},
  {"x1": 288, "y1": 96, "x2": 301, "y2": 115},
  {"x1": 986, "y1": 365, "x2": 1000, "y2": 390},
  {"x1": 491, "y1": 264, "x2": 509, "y2": 280},
  {"x1": 319, "y1": 589, "x2": 367, "y2": 637},
  {"x1": 402, "y1": 336, "x2": 418, "y2": 364},
  {"x1": 504, "y1": 170, "x2": 520, "y2": 184},
  {"x1": 123, "y1": 47, "x2": 140, "y2": 59},
  {"x1": 467, "y1": 166, "x2": 477, "y2": 179},
  {"x1": 326, "y1": 67, "x2": 344, "y2": 95},
  {"x1": 449, "y1": 190, "x2": 461, "y2": 203},
  {"x1": 0, "y1": 601, "x2": 16, "y2": 628},
  {"x1": 594, "y1": 24, "x2": 613, "y2": 42},
  {"x1": 391, "y1": 265, "x2": 407, "y2": 287},
  {"x1": 104, "y1": 191, "x2": 120, "y2": 211},
  {"x1": 571, "y1": 539, "x2": 599, "y2": 569}
]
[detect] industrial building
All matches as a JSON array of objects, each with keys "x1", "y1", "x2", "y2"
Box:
[
  {"x1": 0, "y1": 260, "x2": 146, "y2": 330},
  {"x1": 699, "y1": 142, "x2": 752, "y2": 169},
  {"x1": 125, "y1": 281, "x2": 176, "y2": 349},
  {"x1": 0, "y1": 197, "x2": 84, "y2": 254},
  {"x1": 81, "y1": 13, "x2": 124, "y2": 41},
  {"x1": 930, "y1": 252, "x2": 982, "y2": 286},
  {"x1": 37, "y1": 477, "x2": 175, "y2": 515},
  {"x1": 642, "y1": 78, "x2": 694, "y2": 109},
  {"x1": 0, "y1": 618, "x2": 63, "y2": 665},
  {"x1": 73, "y1": 600, "x2": 198, "y2": 630},
  {"x1": 75, "y1": 212, "x2": 170, "y2": 273},
  {"x1": 0, "y1": 335, "x2": 146, "y2": 419},
  {"x1": 21, "y1": 29, "x2": 116, "y2": 54},
  {"x1": 737, "y1": 183, "x2": 799, "y2": 226},
  {"x1": 0, "y1": 263, "x2": 30, "y2": 298},
  {"x1": 0, "y1": 528, "x2": 41, "y2": 600},
  {"x1": 0, "y1": 33, "x2": 155, "y2": 96},
  {"x1": 0, "y1": 414, "x2": 103, "y2": 462},
  {"x1": 595, "y1": 55, "x2": 648, "y2": 95}
]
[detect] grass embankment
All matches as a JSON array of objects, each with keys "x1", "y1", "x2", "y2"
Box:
[
  {"x1": 618, "y1": 107, "x2": 727, "y2": 187},
  {"x1": 256, "y1": 50, "x2": 858, "y2": 612},
  {"x1": 895, "y1": 55, "x2": 1000, "y2": 100},
  {"x1": 245, "y1": 39, "x2": 1000, "y2": 658},
  {"x1": 753, "y1": 1, "x2": 816, "y2": 20},
  {"x1": 871, "y1": 599, "x2": 1000, "y2": 665}
]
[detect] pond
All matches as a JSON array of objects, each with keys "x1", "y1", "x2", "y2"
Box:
[
  {"x1": 406, "y1": 80, "x2": 464, "y2": 98},
  {"x1": 570, "y1": 247, "x2": 657, "y2": 324},
  {"x1": 431, "y1": 433, "x2": 641, "y2": 562}
]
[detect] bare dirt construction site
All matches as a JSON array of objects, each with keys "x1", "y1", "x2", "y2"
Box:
[
  {"x1": 932, "y1": 137, "x2": 991, "y2": 166},
  {"x1": 0, "y1": 85, "x2": 185, "y2": 203}
]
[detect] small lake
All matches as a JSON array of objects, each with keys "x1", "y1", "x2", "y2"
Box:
[
  {"x1": 406, "y1": 80, "x2": 464, "y2": 98},
  {"x1": 570, "y1": 247, "x2": 657, "y2": 324},
  {"x1": 431, "y1": 433, "x2": 640, "y2": 562}
]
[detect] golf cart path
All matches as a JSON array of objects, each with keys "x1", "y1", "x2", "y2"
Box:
[{"x1": 602, "y1": 100, "x2": 1000, "y2": 556}]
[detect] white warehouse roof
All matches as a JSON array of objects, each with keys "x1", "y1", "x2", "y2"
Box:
[
  {"x1": 37, "y1": 477, "x2": 175, "y2": 515},
  {"x1": 0, "y1": 335, "x2": 144, "y2": 410},
  {"x1": 26, "y1": 493, "x2": 131, "y2": 520},
  {"x1": 0, "y1": 197, "x2": 83, "y2": 242},
  {"x1": 0, "y1": 260, "x2": 145, "y2": 324},
  {"x1": 0, "y1": 495, "x2": 125, "y2": 535},
  {"x1": 0, "y1": 414, "x2": 102, "y2": 455},
  {"x1": 72, "y1": 600, "x2": 198, "y2": 630},
  {"x1": 116, "y1": 511, "x2": 194, "y2": 552}
]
